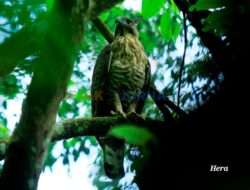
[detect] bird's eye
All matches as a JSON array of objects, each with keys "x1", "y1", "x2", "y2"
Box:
[{"x1": 125, "y1": 18, "x2": 132, "y2": 24}]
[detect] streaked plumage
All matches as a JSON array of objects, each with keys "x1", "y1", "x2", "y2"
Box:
[{"x1": 91, "y1": 17, "x2": 151, "y2": 179}]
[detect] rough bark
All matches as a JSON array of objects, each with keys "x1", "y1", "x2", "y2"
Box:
[
  {"x1": 0, "y1": 0, "x2": 123, "y2": 190},
  {"x1": 0, "y1": 1, "x2": 76, "y2": 189},
  {"x1": 0, "y1": 116, "x2": 165, "y2": 160}
]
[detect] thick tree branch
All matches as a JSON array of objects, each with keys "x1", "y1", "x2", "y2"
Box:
[
  {"x1": 54, "y1": 116, "x2": 165, "y2": 141},
  {"x1": 0, "y1": 0, "x2": 123, "y2": 189},
  {"x1": 0, "y1": 116, "x2": 165, "y2": 160}
]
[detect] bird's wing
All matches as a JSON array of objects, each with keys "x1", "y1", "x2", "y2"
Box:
[
  {"x1": 136, "y1": 59, "x2": 151, "y2": 113},
  {"x1": 91, "y1": 44, "x2": 112, "y2": 116}
]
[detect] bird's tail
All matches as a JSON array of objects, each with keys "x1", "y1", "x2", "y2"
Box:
[{"x1": 98, "y1": 136, "x2": 125, "y2": 179}]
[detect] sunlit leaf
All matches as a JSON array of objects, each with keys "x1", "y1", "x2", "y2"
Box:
[
  {"x1": 160, "y1": 10, "x2": 172, "y2": 41},
  {"x1": 0, "y1": 123, "x2": 9, "y2": 140},
  {"x1": 109, "y1": 124, "x2": 155, "y2": 146},
  {"x1": 141, "y1": 0, "x2": 165, "y2": 18},
  {"x1": 170, "y1": 0, "x2": 180, "y2": 14},
  {"x1": 63, "y1": 139, "x2": 78, "y2": 149},
  {"x1": 172, "y1": 18, "x2": 182, "y2": 41},
  {"x1": 160, "y1": 5, "x2": 182, "y2": 42},
  {"x1": 46, "y1": 0, "x2": 55, "y2": 12}
]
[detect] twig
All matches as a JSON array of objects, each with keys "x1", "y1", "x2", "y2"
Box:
[
  {"x1": 150, "y1": 83, "x2": 187, "y2": 118},
  {"x1": 191, "y1": 82, "x2": 200, "y2": 108},
  {"x1": 177, "y1": 11, "x2": 188, "y2": 107}
]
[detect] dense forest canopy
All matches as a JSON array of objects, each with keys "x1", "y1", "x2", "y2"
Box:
[{"x1": 0, "y1": 0, "x2": 250, "y2": 190}]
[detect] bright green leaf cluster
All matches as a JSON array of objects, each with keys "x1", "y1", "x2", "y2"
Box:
[
  {"x1": 46, "y1": 0, "x2": 55, "y2": 12},
  {"x1": 109, "y1": 124, "x2": 155, "y2": 146},
  {"x1": 160, "y1": 3, "x2": 182, "y2": 42},
  {"x1": 141, "y1": 0, "x2": 166, "y2": 18}
]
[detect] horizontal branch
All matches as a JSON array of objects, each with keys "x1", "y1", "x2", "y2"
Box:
[{"x1": 0, "y1": 116, "x2": 165, "y2": 160}]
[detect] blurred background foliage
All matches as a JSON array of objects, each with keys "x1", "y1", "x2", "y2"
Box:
[{"x1": 0, "y1": 0, "x2": 232, "y2": 189}]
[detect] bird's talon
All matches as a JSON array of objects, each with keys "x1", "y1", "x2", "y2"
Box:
[
  {"x1": 110, "y1": 110, "x2": 126, "y2": 118},
  {"x1": 127, "y1": 112, "x2": 144, "y2": 122}
]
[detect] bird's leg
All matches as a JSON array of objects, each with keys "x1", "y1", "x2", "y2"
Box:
[
  {"x1": 127, "y1": 102, "x2": 144, "y2": 121},
  {"x1": 110, "y1": 92, "x2": 126, "y2": 118},
  {"x1": 127, "y1": 102, "x2": 137, "y2": 113}
]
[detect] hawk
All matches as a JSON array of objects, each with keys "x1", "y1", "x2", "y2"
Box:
[{"x1": 91, "y1": 17, "x2": 151, "y2": 179}]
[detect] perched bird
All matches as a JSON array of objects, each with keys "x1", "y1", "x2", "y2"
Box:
[{"x1": 91, "y1": 17, "x2": 151, "y2": 179}]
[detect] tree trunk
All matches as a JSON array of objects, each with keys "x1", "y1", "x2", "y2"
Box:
[
  {"x1": 0, "y1": 2, "x2": 76, "y2": 190},
  {"x1": 0, "y1": 0, "x2": 123, "y2": 189}
]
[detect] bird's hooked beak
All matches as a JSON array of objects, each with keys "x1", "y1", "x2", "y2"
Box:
[{"x1": 115, "y1": 17, "x2": 138, "y2": 27}]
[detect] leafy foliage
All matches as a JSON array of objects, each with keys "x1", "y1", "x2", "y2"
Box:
[
  {"x1": 141, "y1": 0, "x2": 165, "y2": 19},
  {"x1": 190, "y1": 0, "x2": 229, "y2": 11},
  {"x1": 0, "y1": 0, "x2": 233, "y2": 189}
]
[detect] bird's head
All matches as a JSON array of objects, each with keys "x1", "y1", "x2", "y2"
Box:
[{"x1": 114, "y1": 17, "x2": 138, "y2": 37}]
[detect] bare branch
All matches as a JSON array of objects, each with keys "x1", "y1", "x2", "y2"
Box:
[{"x1": 149, "y1": 84, "x2": 187, "y2": 119}]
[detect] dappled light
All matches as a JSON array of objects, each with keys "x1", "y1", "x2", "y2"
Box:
[{"x1": 0, "y1": 0, "x2": 250, "y2": 190}]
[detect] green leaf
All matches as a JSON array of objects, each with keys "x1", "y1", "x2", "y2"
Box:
[
  {"x1": 75, "y1": 88, "x2": 89, "y2": 102},
  {"x1": 172, "y1": 19, "x2": 182, "y2": 40},
  {"x1": 160, "y1": 4, "x2": 182, "y2": 42},
  {"x1": 99, "y1": 11, "x2": 109, "y2": 22},
  {"x1": 63, "y1": 139, "x2": 78, "y2": 149},
  {"x1": 109, "y1": 124, "x2": 155, "y2": 146},
  {"x1": 142, "y1": 0, "x2": 165, "y2": 18},
  {"x1": 160, "y1": 10, "x2": 172, "y2": 41},
  {"x1": 202, "y1": 10, "x2": 231, "y2": 35},
  {"x1": 0, "y1": 124, "x2": 9, "y2": 140},
  {"x1": 170, "y1": 0, "x2": 180, "y2": 14},
  {"x1": 46, "y1": 0, "x2": 55, "y2": 12},
  {"x1": 190, "y1": 0, "x2": 229, "y2": 11},
  {"x1": 139, "y1": 32, "x2": 155, "y2": 53}
]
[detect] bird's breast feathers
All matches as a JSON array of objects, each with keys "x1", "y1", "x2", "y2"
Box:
[{"x1": 109, "y1": 34, "x2": 147, "y2": 90}]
